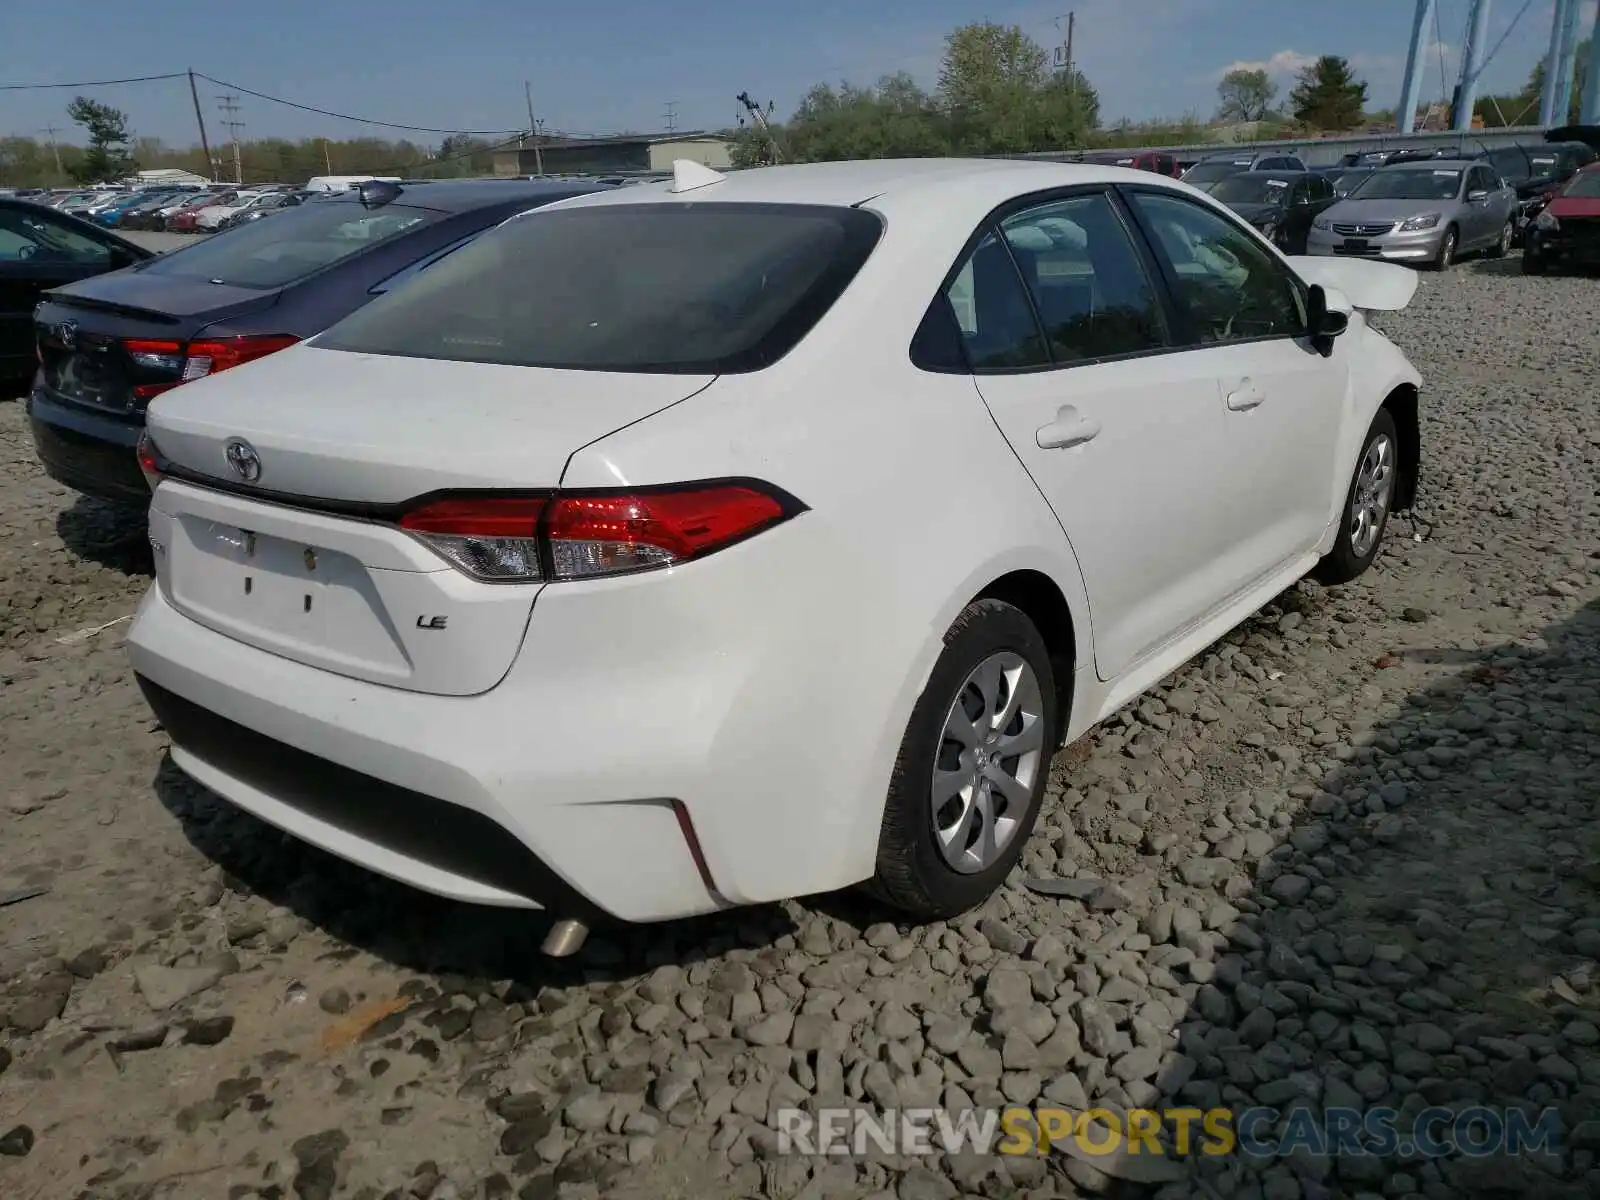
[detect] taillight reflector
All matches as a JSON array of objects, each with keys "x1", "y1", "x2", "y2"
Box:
[
  {"x1": 396, "y1": 483, "x2": 799, "y2": 583},
  {"x1": 136, "y1": 430, "x2": 165, "y2": 492}
]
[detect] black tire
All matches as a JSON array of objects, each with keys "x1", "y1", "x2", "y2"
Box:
[
  {"x1": 1488, "y1": 221, "x2": 1512, "y2": 259},
  {"x1": 1314, "y1": 408, "x2": 1400, "y2": 587},
  {"x1": 1521, "y1": 252, "x2": 1545, "y2": 276},
  {"x1": 869, "y1": 598, "x2": 1060, "y2": 921},
  {"x1": 1431, "y1": 225, "x2": 1458, "y2": 270}
]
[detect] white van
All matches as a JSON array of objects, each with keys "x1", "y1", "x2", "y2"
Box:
[{"x1": 303, "y1": 175, "x2": 401, "y2": 194}]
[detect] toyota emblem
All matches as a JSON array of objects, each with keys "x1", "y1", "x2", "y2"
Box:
[
  {"x1": 56, "y1": 320, "x2": 77, "y2": 349},
  {"x1": 224, "y1": 439, "x2": 262, "y2": 483}
]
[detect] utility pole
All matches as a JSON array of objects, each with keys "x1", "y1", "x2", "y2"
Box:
[
  {"x1": 187, "y1": 70, "x2": 216, "y2": 182},
  {"x1": 523, "y1": 83, "x2": 545, "y2": 176},
  {"x1": 322, "y1": 138, "x2": 333, "y2": 174},
  {"x1": 736, "y1": 92, "x2": 782, "y2": 164},
  {"x1": 216, "y1": 94, "x2": 245, "y2": 184},
  {"x1": 663, "y1": 101, "x2": 679, "y2": 133},
  {"x1": 41, "y1": 126, "x2": 64, "y2": 176}
]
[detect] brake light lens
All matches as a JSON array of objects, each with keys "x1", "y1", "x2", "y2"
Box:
[
  {"x1": 123, "y1": 334, "x2": 300, "y2": 400},
  {"x1": 399, "y1": 497, "x2": 547, "y2": 581},
  {"x1": 397, "y1": 483, "x2": 799, "y2": 583},
  {"x1": 136, "y1": 429, "x2": 165, "y2": 492}
]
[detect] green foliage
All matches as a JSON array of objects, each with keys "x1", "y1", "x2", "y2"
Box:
[
  {"x1": 65, "y1": 96, "x2": 137, "y2": 184},
  {"x1": 1289, "y1": 56, "x2": 1368, "y2": 132},
  {"x1": 752, "y1": 21, "x2": 1101, "y2": 162},
  {"x1": 1216, "y1": 69, "x2": 1277, "y2": 123}
]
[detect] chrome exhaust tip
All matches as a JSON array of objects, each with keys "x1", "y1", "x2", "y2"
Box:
[{"x1": 541, "y1": 918, "x2": 589, "y2": 958}]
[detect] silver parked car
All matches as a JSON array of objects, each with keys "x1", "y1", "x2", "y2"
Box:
[{"x1": 1305, "y1": 159, "x2": 1517, "y2": 268}]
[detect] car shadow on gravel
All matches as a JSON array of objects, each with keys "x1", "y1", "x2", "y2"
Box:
[
  {"x1": 1116, "y1": 598, "x2": 1600, "y2": 1199},
  {"x1": 56, "y1": 495, "x2": 153, "y2": 577},
  {"x1": 1467, "y1": 257, "x2": 1527, "y2": 278}
]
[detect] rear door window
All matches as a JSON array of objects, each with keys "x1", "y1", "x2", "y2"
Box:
[
  {"x1": 314, "y1": 202, "x2": 884, "y2": 374},
  {"x1": 137, "y1": 200, "x2": 444, "y2": 289}
]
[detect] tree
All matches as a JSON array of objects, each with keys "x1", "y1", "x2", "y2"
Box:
[
  {"x1": 1288, "y1": 56, "x2": 1368, "y2": 131},
  {"x1": 65, "y1": 96, "x2": 137, "y2": 184},
  {"x1": 1523, "y1": 38, "x2": 1590, "y2": 126},
  {"x1": 1215, "y1": 68, "x2": 1277, "y2": 123},
  {"x1": 937, "y1": 21, "x2": 1097, "y2": 154}
]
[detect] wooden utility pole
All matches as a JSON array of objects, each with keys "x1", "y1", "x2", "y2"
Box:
[
  {"x1": 41, "y1": 126, "x2": 64, "y2": 176},
  {"x1": 187, "y1": 70, "x2": 215, "y2": 181},
  {"x1": 524, "y1": 82, "x2": 544, "y2": 176},
  {"x1": 322, "y1": 138, "x2": 333, "y2": 173},
  {"x1": 216, "y1": 94, "x2": 245, "y2": 184}
]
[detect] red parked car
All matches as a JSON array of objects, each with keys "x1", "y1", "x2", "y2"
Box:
[
  {"x1": 1522, "y1": 161, "x2": 1600, "y2": 275},
  {"x1": 1074, "y1": 150, "x2": 1182, "y2": 177},
  {"x1": 164, "y1": 191, "x2": 239, "y2": 233}
]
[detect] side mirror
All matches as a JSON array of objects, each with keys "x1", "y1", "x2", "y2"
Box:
[
  {"x1": 1306, "y1": 283, "x2": 1350, "y2": 356},
  {"x1": 1466, "y1": 189, "x2": 1489, "y2": 202}
]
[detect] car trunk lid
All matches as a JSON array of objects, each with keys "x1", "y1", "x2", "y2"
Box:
[
  {"x1": 145, "y1": 345, "x2": 715, "y2": 695},
  {"x1": 35, "y1": 276, "x2": 279, "y2": 414}
]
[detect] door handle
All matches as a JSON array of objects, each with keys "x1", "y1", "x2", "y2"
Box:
[
  {"x1": 1035, "y1": 406, "x2": 1101, "y2": 450},
  {"x1": 1225, "y1": 382, "x2": 1265, "y2": 412}
]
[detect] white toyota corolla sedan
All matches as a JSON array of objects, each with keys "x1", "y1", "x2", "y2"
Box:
[{"x1": 128, "y1": 158, "x2": 1423, "y2": 955}]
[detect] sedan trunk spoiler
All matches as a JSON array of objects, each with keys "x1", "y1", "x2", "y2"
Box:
[{"x1": 1286, "y1": 256, "x2": 1418, "y2": 313}]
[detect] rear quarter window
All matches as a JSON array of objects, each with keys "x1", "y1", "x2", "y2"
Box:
[{"x1": 313, "y1": 202, "x2": 885, "y2": 374}]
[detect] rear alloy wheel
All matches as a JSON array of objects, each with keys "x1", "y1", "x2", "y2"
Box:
[
  {"x1": 1432, "y1": 226, "x2": 1457, "y2": 270},
  {"x1": 1489, "y1": 221, "x2": 1512, "y2": 259},
  {"x1": 1313, "y1": 408, "x2": 1399, "y2": 586},
  {"x1": 869, "y1": 599, "x2": 1058, "y2": 920}
]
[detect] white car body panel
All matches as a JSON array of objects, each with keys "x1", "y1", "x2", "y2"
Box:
[{"x1": 129, "y1": 157, "x2": 1424, "y2": 925}]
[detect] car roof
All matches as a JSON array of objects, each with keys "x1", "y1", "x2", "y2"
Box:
[
  {"x1": 313, "y1": 178, "x2": 611, "y2": 214},
  {"x1": 529, "y1": 158, "x2": 1179, "y2": 216},
  {"x1": 1385, "y1": 158, "x2": 1476, "y2": 170}
]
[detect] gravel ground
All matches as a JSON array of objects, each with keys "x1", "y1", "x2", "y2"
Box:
[{"x1": 2, "y1": 257, "x2": 1599, "y2": 1200}]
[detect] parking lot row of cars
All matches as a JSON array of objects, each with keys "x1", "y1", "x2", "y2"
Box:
[
  {"x1": 3, "y1": 182, "x2": 326, "y2": 233},
  {"x1": 1171, "y1": 133, "x2": 1599, "y2": 269}
]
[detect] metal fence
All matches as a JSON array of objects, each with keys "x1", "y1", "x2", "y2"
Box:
[{"x1": 996, "y1": 125, "x2": 1554, "y2": 168}]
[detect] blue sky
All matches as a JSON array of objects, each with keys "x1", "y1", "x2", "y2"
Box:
[{"x1": 1, "y1": 0, "x2": 1594, "y2": 147}]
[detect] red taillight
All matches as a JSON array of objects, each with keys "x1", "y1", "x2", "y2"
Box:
[
  {"x1": 396, "y1": 483, "x2": 798, "y2": 583},
  {"x1": 122, "y1": 334, "x2": 300, "y2": 400},
  {"x1": 182, "y1": 335, "x2": 301, "y2": 379},
  {"x1": 136, "y1": 430, "x2": 165, "y2": 492}
]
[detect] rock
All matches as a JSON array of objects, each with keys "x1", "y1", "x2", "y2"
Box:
[
  {"x1": 1270, "y1": 875, "x2": 1313, "y2": 905},
  {"x1": 183, "y1": 1015, "x2": 236, "y2": 1046},
  {"x1": 0, "y1": 1125, "x2": 34, "y2": 1157},
  {"x1": 742, "y1": 1011, "x2": 794, "y2": 1047},
  {"x1": 319, "y1": 987, "x2": 353, "y2": 1015},
  {"x1": 133, "y1": 964, "x2": 222, "y2": 1011}
]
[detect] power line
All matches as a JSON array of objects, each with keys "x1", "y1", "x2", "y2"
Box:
[
  {"x1": 0, "y1": 71, "x2": 186, "y2": 91},
  {"x1": 195, "y1": 72, "x2": 527, "y2": 136}
]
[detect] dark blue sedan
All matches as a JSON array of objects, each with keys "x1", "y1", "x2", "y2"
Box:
[{"x1": 29, "y1": 178, "x2": 611, "y2": 504}]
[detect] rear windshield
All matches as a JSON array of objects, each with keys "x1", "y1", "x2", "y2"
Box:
[
  {"x1": 1565, "y1": 170, "x2": 1600, "y2": 198},
  {"x1": 312, "y1": 202, "x2": 884, "y2": 374},
  {"x1": 1183, "y1": 161, "x2": 1253, "y2": 184},
  {"x1": 1209, "y1": 174, "x2": 1293, "y2": 205},
  {"x1": 137, "y1": 200, "x2": 442, "y2": 289}
]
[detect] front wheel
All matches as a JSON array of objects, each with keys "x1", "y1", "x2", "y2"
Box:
[
  {"x1": 1431, "y1": 226, "x2": 1458, "y2": 270},
  {"x1": 1313, "y1": 409, "x2": 1400, "y2": 587},
  {"x1": 868, "y1": 599, "x2": 1059, "y2": 921}
]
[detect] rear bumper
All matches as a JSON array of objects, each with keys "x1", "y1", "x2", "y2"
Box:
[
  {"x1": 126, "y1": 482, "x2": 934, "y2": 922},
  {"x1": 129, "y1": 584, "x2": 725, "y2": 922},
  {"x1": 27, "y1": 388, "x2": 150, "y2": 505}
]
